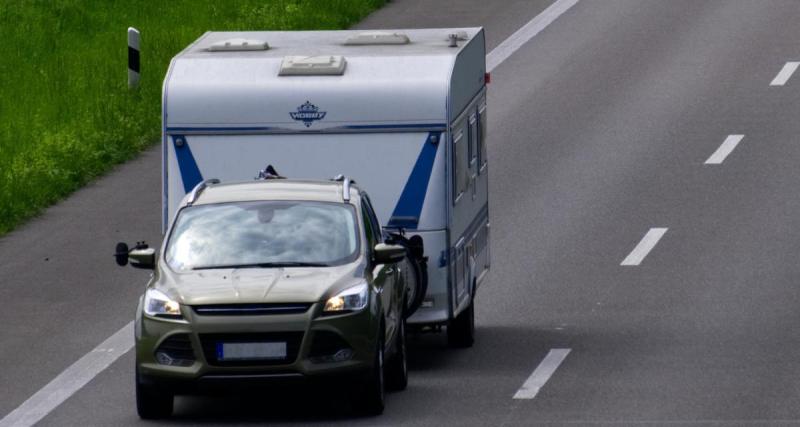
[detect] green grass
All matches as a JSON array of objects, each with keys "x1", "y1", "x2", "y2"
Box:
[{"x1": 0, "y1": 0, "x2": 384, "y2": 235}]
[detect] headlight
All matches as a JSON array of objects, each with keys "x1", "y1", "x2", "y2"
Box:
[
  {"x1": 144, "y1": 289, "x2": 182, "y2": 319},
  {"x1": 324, "y1": 284, "x2": 368, "y2": 313}
]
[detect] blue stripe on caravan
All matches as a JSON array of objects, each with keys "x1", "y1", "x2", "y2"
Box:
[
  {"x1": 172, "y1": 135, "x2": 204, "y2": 193},
  {"x1": 387, "y1": 132, "x2": 441, "y2": 229}
]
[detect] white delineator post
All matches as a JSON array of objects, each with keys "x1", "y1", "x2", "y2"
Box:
[{"x1": 128, "y1": 27, "x2": 140, "y2": 88}]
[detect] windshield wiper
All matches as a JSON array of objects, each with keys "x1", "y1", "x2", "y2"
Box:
[{"x1": 193, "y1": 262, "x2": 330, "y2": 270}]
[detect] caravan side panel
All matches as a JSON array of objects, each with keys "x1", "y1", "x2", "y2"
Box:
[{"x1": 447, "y1": 30, "x2": 490, "y2": 316}]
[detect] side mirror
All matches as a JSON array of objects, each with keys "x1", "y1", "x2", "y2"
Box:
[
  {"x1": 373, "y1": 243, "x2": 405, "y2": 264},
  {"x1": 115, "y1": 242, "x2": 130, "y2": 266},
  {"x1": 129, "y1": 248, "x2": 156, "y2": 269},
  {"x1": 115, "y1": 241, "x2": 156, "y2": 269}
]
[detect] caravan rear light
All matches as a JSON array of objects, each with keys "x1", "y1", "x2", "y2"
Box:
[
  {"x1": 279, "y1": 55, "x2": 347, "y2": 76},
  {"x1": 485, "y1": 73, "x2": 491, "y2": 84},
  {"x1": 207, "y1": 38, "x2": 269, "y2": 51},
  {"x1": 344, "y1": 31, "x2": 410, "y2": 45}
]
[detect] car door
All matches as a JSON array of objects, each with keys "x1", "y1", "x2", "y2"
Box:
[{"x1": 361, "y1": 196, "x2": 397, "y2": 345}]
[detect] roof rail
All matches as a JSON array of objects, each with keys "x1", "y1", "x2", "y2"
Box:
[
  {"x1": 343, "y1": 177, "x2": 353, "y2": 202},
  {"x1": 330, "y1": 175, "x2": 355, "y2": 202},
  {"x1": 187, "y1": 179, "x2": 220, "y2": 206}
]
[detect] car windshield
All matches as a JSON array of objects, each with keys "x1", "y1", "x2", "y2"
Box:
[{"x1": 165, "y1": 201, "x2": 359, "y2": 271}]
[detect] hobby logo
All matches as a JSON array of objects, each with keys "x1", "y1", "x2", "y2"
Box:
[{"x1": 290, "y1": 101, "x2": 326, "y2": 127}]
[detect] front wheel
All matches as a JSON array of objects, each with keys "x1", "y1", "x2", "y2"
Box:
[
  {"x1": 136, "y1": 369, "x2": 173, "y2": 419},
  {"x1": 357, "y1": 330, "x2": 385, "y2": 415},
  {"x1": 447, "y1": 298, "x2": 475, "y2": 348},
  {"x1": 385, "y1": 319, "x2": 408, "y2": 391}
]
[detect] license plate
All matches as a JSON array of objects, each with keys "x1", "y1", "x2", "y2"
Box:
[{"x1": 216, "y1": 342, "x2": 287, "y2": 361}]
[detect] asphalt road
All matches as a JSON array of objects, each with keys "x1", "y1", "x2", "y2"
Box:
[{"x1": 3, "y1": 0, "x2": 800, "y2": 425}]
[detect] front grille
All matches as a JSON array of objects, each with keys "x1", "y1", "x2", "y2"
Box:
[
  {"x1": 192, "y1": 303, "x2": 312, "y2": 316},
  {"x1": 155, "y1": 334, "x2": 195, "y2": 366},
  {"x1": 199, "y1": 332, "x2": 304, "y2": 366}
]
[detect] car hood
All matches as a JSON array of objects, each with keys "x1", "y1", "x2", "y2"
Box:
[{"x1": 156, "y1": 263, "x2": 363, "y2": 305}]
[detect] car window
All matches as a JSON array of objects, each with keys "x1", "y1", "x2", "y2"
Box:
[
  {"x1": 361, "y1": 203, "x2": 377, "y2": 252},
  {"x1": 165, "y1": 201, "x2": 358, "y2": 271},
  {"x1": 362, "y1": 195, "x2": 383, "y2": 243}
]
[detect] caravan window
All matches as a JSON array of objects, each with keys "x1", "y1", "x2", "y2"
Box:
[
  {"x1": 469, "y1": 114, "x2": 478, "y2": 166},
  {"x1": 478, "y1": 103, "x2": 487, "y2": 172},
  {"x1": 452, "y1": 129, "x2": 467, "y2": 203}
]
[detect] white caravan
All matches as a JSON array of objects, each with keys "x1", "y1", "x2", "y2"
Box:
[{"x1": 162, "y1": 28, "x2": 489, "y2": 344}]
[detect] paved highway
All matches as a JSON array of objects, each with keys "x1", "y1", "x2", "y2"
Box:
[{"x1": 3, "y1": 0, "x2": 800, "y2": 425}]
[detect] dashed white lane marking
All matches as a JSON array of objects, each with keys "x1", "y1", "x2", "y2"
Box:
[
  {"x1": 486, "y1": 0, "x2": 580, "y2": 72},
  {"x1": 704, "y1": 134, "x2": 744, "y2": 165},
  {"x1": 513, "y1": 348, "x2": 571, "y2": 399},
  {"x1": 0, "y1": 3, "x2": 583, "y2": 425},
  {"x1": 0, "y1": 322, "x2": 134, "y2": 427},
  {"x1": 621, "y1": 228, "x2": 668, "y2": 266},
  {"x1": 770, "y1": 61, "x2": 800, "y2": 86}
]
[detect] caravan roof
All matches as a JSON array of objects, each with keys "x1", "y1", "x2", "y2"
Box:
[{"x1": 164, "y1": 28, "x2": 486, "y2": 132}]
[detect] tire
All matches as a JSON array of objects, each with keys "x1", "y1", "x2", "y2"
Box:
[
  {"x1": 358, "y1": 329, "x2": 385, "y2": 415},
  {"x1": 402, "y1": 255, "x2": 428, "y2": 319},
  {"x1": 385, "y1": 232, "x2": 428, "y2": 319},
  {"x1": 447, "y1": 297, "x2": 475, "y2": 348},
  {"x1": 385, "y1": 319, "x2": 408, "y2": 391},
  {"x1": 136, "y1": 369, "x2": 173, "y2": 419}
]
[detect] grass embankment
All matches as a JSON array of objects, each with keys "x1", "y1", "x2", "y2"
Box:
[{"x1": 0, "y1": 0, "x2": 384, "y2": 235}]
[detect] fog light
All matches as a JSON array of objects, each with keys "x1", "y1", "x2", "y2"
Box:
[
  {"x1": 155, "y1": 351, "x2": 193, "y2": 367},
  {"x1": 332, "y1": 349, "x2": 353, "y2": 362},
  {"x1": 156, "y1": 351, "x2": 174, "y2": 365},
  {"x1": 310, "y1": 348, "x2": 354, "y2": 363}
]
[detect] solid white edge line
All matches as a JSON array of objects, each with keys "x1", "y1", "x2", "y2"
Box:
[
  {"x1": 0, "y1": 1, "x2": 583, "y2": 424},
  {"x1": 486, "y1": 0, "x2": 580, "y2": 72},
  {"x1": 620, "y1": 228, "x2": 668, "y2": 266},
  {"x1": 513, "y1": 348, "x2": 571, "y2": 399},
  {"x1": 704, "y1": 134, "x2": 744, "y2": 165},
  {"x1": 770, "y1": 61, "x2": 800, "y2": 86},
  {"x1": 0, "y1": 322, "x2": 134, "y2": 427}
]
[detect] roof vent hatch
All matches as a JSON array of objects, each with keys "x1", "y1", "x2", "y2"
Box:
[
  {"x1": 344, "y1": 31, "x2": 410, "y2": 45},
  {"x1": 207, "y1": 38, "x2": 269, "y2": 52},
  {"x1": 279, "y1": 55, "x2": 347, "y2": 76},
  {"x1": 447, "y1": 31, "x2": 469, "y2": 41}
]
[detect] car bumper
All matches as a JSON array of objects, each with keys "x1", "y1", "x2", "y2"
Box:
[{"x1": 135, "y1": 299, "x2": 379, "y2": 392}]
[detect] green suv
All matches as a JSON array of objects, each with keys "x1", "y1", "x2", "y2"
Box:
[{"x1": 116, "y1": 177, "x2": 409, "y2": 418}]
